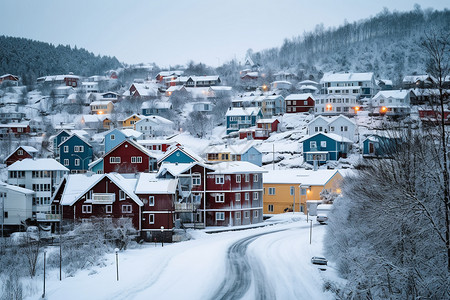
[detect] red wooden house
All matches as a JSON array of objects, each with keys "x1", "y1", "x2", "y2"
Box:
[
  {"x1": 239, "y1": 118, "x2": 280, "y2": 140},
  {"x1": 285, "y1": 93, "x2": 315, "y2": 113},
  {"x1": 0, "y1": 122, "x2": 31, "y2": 136},
  {"x1": 4, "y1": 146, "x2": 38, "y2": 166},
  {"x1": 418, "y1": 108, "x2": 450, "y2": 125},
  {"x1": 103, "y1": 139, "x2": 157, "y2": 173},
  {"x1": 0, "y1": 74, "x2": 19, "y2": 85}
]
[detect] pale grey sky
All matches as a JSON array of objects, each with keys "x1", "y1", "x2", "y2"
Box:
[{"x1": 1, "y1": 0, "x2": 448, "y2": 67}]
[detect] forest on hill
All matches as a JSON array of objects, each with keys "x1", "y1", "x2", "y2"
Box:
[{"x1": 0, "y1": 36, "x2": 121, "y2": 85}]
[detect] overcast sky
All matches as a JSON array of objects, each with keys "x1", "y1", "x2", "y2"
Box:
[{"x1": 1, "y1": 0, "x2": 448, "y2": 68}]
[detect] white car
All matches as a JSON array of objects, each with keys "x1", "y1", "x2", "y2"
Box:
[{"x1": 316, "y1": 214, "x2": 328, "y2": 224}]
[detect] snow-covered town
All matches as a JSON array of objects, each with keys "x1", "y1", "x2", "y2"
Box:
[{"x1": 1, "y1": 2, "x2": 449, "y2": 299}]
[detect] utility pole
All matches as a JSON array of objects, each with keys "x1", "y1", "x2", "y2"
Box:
[
  {"x1": 272, "y1": 144, "x2": 275, "y2": 170},
  {"x1": 1, "y1": 191, "x2": 4, "y2": 238}
]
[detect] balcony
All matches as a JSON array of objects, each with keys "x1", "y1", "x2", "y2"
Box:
[
  {"x1": 91, "y1": 193, "x2": 115, "y2": 204},
  {"x1": 175, "y1": 203, "x2": 200, "y2": 212},
  {"x1": 36, "y1": 213, "x2": 60, "y2": 222}
]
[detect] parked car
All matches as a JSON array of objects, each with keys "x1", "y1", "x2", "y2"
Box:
[
  {"x1": 316, "y1": 214, "x2": 328, "y2": 224},
  {"x1": 311, "y1": 256, "x2": 328, "y2": 265}
]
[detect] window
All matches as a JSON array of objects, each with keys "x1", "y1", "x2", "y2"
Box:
[
  {"x1": 18, "y1": 149, "x2": 23, "y2": 156},
  {"x1": 235, "y1": 193, "x2": 241, "y2": 201},
  {"x1": 74, "y1": 146, "x2": 84, "y2": 152},
  {"x1": 253, "y1": 192, "x2": 258, "y2": 200},
  {"x1": 64, "y1": 159, "x2": 69, "y2": 166},
  {"x1": 301, "y1": 188, "x2": 307, "y2": 195},
  {"x1": 119, "y1": 190, "x2": 126, "y2": 200},
  {"x1": 235, "y1": 212, "x2": 241, "y2": 219},
  {"x1": 304, "y1": 100, "x2": 308, "y2": 105},
  {"x1": 110, "y1": 134, "x2": 115, "y2": 140},
  {"x1": 268, "y1": 187, "x2": 276, "y2": 195},
  {"x1": 216, "y1": 212, "x2": 225, "y2": 221},
  {"x1": 64, "y1": 146, "x2": 68, "y2": 153},
  {"x1": 74, "y1": 159, "x2": 80, "y2": 166},
  {"x1": 106, "y1": 205, "x2": 112, "y2": 213},
  {"x1": 245, "y1": 193, "x2": 249, "y2": 201},
  {"x1": 290, "y1": 187, "x2": 295, "y2": 196},
  {"x1": 149, "y1": 214, "x2": 155, "y2": 224},
  {"x1": 4, "y1": 211, "x2": 8, "y2": 219},
  {"x1": 215, "y1": 194, "x2": 225, "y2": 203},
  {"x1": 122, "y1": 205, "x2": 132, "y2": 213},
  {"x1": 82, "y1": 205, "x2": 92, "y2": 214},
  {"x1": 110, "y1": 157, "x2": 120, "y2": 163},
  {"x1": 215, "y1": 175, "x2": 224, "y2": 185},
  {"x1": 253, "y1": 210, "x2": 258, "y2": 218},
  {"x1": 245, "y1": 174, "x2": 249, "y2": 182},
  {"x1": 340, "y1": 126, "x2": 348, "y2": 132},
  {"x1": 244, "y1": 211, "x2": 250, "y2": 218},
  {"x1": 254, "y1": 174, "x2": 258, "y2": 182},
  {"x1": 131, "y1": 156, "x2": 142, "y2": 163},
  {"x1": 329, "y1": 126, "x2": 335, "y2": 132},
  {"x1": 310, "y1": 141, "x2": 317, "y2": 148},
  {"x1": 192, "y1": 174, "x2": 201, "y2": 186},
  {"x1": 236, "y1": 175, "x2": 241, "y2": 183},
  {"x1": 320, "y1": 141, "x2": 327, "y2": 148},
  {"x1": 149, "y1": 196, "x2": 155, "y2": 206},
  {"x1": 268, "y1": 204, "x2": 274, "y2": 212}
]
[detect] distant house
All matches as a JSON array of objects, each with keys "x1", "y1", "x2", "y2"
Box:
[
  {"x1": 0, "y1": 121, "x2": 31, "y2": 136},
  {"x1": 158, "y1": 146, "x2": 203, "y2": 166},
  {"x1": 192, "y1": 101, "x2": 213, "y2": 113},
  {"x1": 4, "y1": 146, "x2": 38, "y2": 166},
  {"x1": 239, "y1": 118, "x2": 279, "y2": 140},
  {"x1": 0, "y1": 74, "x2": 19, "y2": 86},
  {"x1": 185, "y1": 76, "x2": 221, "y2": 88},
  {"x1": 402, "y1": 75, "x2": 437, "y2": 89},
  {"x1": 285, "y1": 93, "x2": 315, "y2": 113},
  {"x1": 0, "y1": 181, "x2": 34, "y2": 234},
  {"x1": 126, "y1": 83, "x2": 158, "y2": 99},
  {"x1": 134, "y1": 115, "x2": 175, "y2": 138},
  {"x1": 37, "y1": 74, "x2": 80, "y2": 87},
  {"x1": 271, "y1": 81, "x2": 292, "y2": 91},
  {"x1": 141, "y1": 101, "x2": 172, "y2": 116},
  {"x1": 418, "y1": 108, "x2": 450, "y2": 125},
  {"x1": 371, "y1": 90, "x2": 411, "y2": 117},
  {"x1": 0, "y1": 112, "x2": 25, "y2": 123},
  {"x1": 156, "y1": 71, "x2": 184, "y2": 82},
  {"x1": 50, "y1": 130, "x2": 71, "y2": 156},
  {"x1": 81, "y1": 81, "x2": 99, "y2": 93},
  {"x1": 137, "y1": 140, "x2": 179, "y2": 153},
  {"x1": 314, "y1": 94, "x2": 359, "y2": 115},
  {"x1": 376, "y1": 79, "x2": 393, "y2": 90},
  {"x1": 80, "y1": 114, "x2": 112, "y2": 130},
  {"x1": 120, "y1": 114, "x2": 142, "y2": 129},
  {"x1": 320, "y1": 72, "x2": 378, "y2": 99},
  {"x1": 104, "y1": 128, "x2": 143, "y2": 153},
  {"x1": 103, "y1": 139, "x2": 157, "y2": 173},
  {"x1": 307, "y1": 115, "x2": 356, "y2": 141},
  {"x1": 301, "y1": 132, "x2": 353, "y2": 165},
  {"x1": 90, "y1": 101, "x2": 114, "y2": 115},
  {"x1": 58, "y1": 134, "x2": 93, "y2": 173},
  {"x1": 225, "y1": 107, "x2": 263, "y2": 135},
  {"x1": 204, "y1": 143, "x2": 262, "y2": 166},
  {"x1": 363, "y1": 134, "x2": 399, "y2": 158}
]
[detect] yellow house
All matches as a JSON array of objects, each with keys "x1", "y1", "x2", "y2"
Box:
[
  {"x1": 120, "y1": 114, "x2": 142, "y2": 129},
  {"x1": 263, "y1": 169, "x2": 343, "y2": 215},
  {"x1": 90, "y1": 101, "x2": 114, "y2": 115}
]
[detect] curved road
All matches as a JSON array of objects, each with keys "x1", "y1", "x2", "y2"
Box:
[{"x1": 211, "y1": 229, "x2": 286, "y2": 300}]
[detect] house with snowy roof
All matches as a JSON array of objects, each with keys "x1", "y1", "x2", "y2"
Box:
[
  {"x1": 141, "y1": 101, "x2": 172, "y2": 116},
  {"x1": 301, "y1": 132, "x2": 353, "y2": 165},
  {"x1": 320, "y1": 72, "x2": 378, "y2": 99},
  {"x1": 158, "y1": 145, "x2": 203, "y2": 166},
  {"x1": 0, "y1": 181, "x2": 35, "y2": 234},
  {"x1": 239, "y1": 118, "x2": 280, "y2": 140},
  {"x1": 185, "y1": 76, "x2": 221, "y2": 88},
  {"x1": 0, "y1": 74, "x2": 19, "y2": 86},
  {"x1": 225, "y1": 107, "x2": 263, "y2": 134},
  {"x1": 80, "y1": 114, "x2": 112, "y2": 130},
  {"x1": 285, "y1": 93, "x2": 315, "y2": 113},
  {"x1": 362, "y1": 134, "x2": 400, "y2": 158},
  {"x1": 314, "y1": 94, "x2": 359, "y2": 116},
  {"x1": 155, "y1": 70, "x2": 184, "y2": 82},
  {"x1": 36, "y1": 74, "x2": 80, "y2": 87},
  {"x1": 137, "y1": 139, "x2": 179, "y2": 153},
  {"x1": 4, "y1": 146, "x2": 38, "y2": 166},
  {"x1": 104, "y1": 128, "x2": 143, "y2": 153},
  {"x1": 402, "y1": 74, "x2": 437, "y2": 89},
  {"x1": 0, "y1": 121, "x2": 31, "y2": 136},
  {"x1": 90, "y1": 100, "x2": 114, "y2": 115},
  {"x1": 119, "y1": 113, "x2": 142, "y2": 129},
  {"x1": 204, "y1": 143, "x2": 262, "y2": 166},
  {"x1": 376, "y1": 79, "x2": 393, "y2": 90},
  {"x1": 58, "y1": 133, "x2": 93, "y2": 173},
  {"x1": 134, "y1": 115, "x2": 175, "y2": 138},
  {"x1": 126, "y1": 82, "x2": 158, "y2": 99},
  {"x1": 371, "y1": 90, "x2": 411, "y2": 117},
  {"x1": 307, "y1": 115, "x2": 356, "y2": 141}
]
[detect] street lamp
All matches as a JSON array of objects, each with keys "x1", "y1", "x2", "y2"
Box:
[
  {"x1": 160, "y1": 226, "x2": 164, "y2": 247},
  {"x1": 115, "y1": 248, "x2": 119, "y2": 281}
]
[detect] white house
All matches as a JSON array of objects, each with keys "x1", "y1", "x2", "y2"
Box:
[
  {"x1": 7, "y1": 159, "x2": 69, "y2": 222},
  {"x1": 320, "y1": 72, "x2": 378, "y2": 100},
  {"x1": 308, "y1": 115, "x2": 356, "y2": 141},
  {"x1": 135, "y1": 115, "x2": 175, "y2": 138},
  {"x1": 0, "y1": 181, "x2": 35, "y2": 231},
  {"x1": 314, "y1": 94, "x2": 359, "y2": 115},
  {"x1": 371, "y1": 90, "x2": 411, "y2": 117}
]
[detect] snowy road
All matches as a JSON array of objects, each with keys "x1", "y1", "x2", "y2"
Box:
[{"x1": 25, "y1": 214, "x2": 337, "y2": 300}]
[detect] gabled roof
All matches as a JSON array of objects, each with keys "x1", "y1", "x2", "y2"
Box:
[
  {"x1": 8, "y1": 158, "x2": 69, "y2": 171},
  {"x1": 373, "y1": 90, "x2": 409, "y2": 100},
  {"x1": 263, "y1": 169, "x2": 339, "y2": 185},
  {"x1": 157, "y1": 162, "x2": 214, "y2": 178},
  {"x1": 88, "y1": 157, "x2": 103, "y2": 168},
  {"x1": 120, "y1": 129, "x2": 143, "y2": 139},
  {"x1": 300, "y1": 132, "x2": 353, "y2": 143},
  {"x1": 105, "y1": 139, "x2": 157, "y2": 159},
  {"x1": 285, "y1": 93, "x2": 315, "y2": 101},
  {"x1": 309, "y1": 115, "x2": 355, "y2": 127},
  {"x1": 204, "y1": 142, "x2": 261, "y2": 155},
  {"x1": 225, "y1": 107, "x2": 261, "y2": 117},
  {"x1": 119, "y1": 113, "x2": 142, "y2": 122},
  {"x1": 4, "y1": 145, "x2": 38, "y2": 161},
  {"x1": 58, "y1": 133, "x2": 92, "y2": 148},
  {"x1": 141, "y1": 101, "x2": 172, "y2": 110},
  {"x1": 321, "y1": 72, "x2": 374, "y2": 83},
  {"x1": 157, "y1": 145, "x2": 203, "y2": 164},
  {"x1": 210, "y1": 161, "x2": 267, "y2": 174},
  {"x1": 137, "y1": 115, "x2": 174, "y2": 126},
  {"x1": 135, "y1": 173, "x2": 178, "y2": 194},
  {"x1": 0, "y1": 180, "x2": 34, "y2": 195}
]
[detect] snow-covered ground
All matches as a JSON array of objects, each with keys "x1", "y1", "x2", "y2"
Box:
[{"x1": 23, "y1": 214, "x2": 339, "y2": 300}]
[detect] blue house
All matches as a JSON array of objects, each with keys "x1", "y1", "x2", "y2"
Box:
[
  {"x1": 225, "y1": 107, "x2": 262, "y2": 135},
  {"x1": 88, "y1": 157, "x2": 104, "y2": 174},
  {"x1": 204, "y1": 143, "x2": 263, "y2": 166},
  {"x1": 104, "y1": 128, "x2": 143, "y2": 153},
  {"x1": 301, "y1": 132, "x2": 352, "y2": 165},
  {"x1": 158, "y1": 146, "x2": 203, "y2": 166},
  {"x1": 52, "y1": 130, "x2": 71, "y2": 156},
  {"x1": 59, "y1": 134, "x2": 93, "y2": 172},
  {"x1": 363, "y1": 134, "x2": 399, "y2": 158}
]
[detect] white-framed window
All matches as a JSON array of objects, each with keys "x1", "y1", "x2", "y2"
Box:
[
  {"x1": 119, "y1": 190, "x2": 126, "y2": 200},
  {"x1": 74, "y1": 159, "x2": 80, "y2": 166},
  {"x1": 235, "y1": 212, "x2": 241, "y2": 219},
  {"x1": 254, "y1": 174, "x2": 258, "y2": 182},
  {"x1": 268, "y1": 204, "x2": 274, "y2": 212},
  {"x1": 301, "y1": 188, "x2": 307, "y2": 195},
  {"x1": 74, "y1": 146, "x2": 84, "y2": 152},
  {"x1": 304, "y1": 100, "x2": 308, "y2": 105},
  {"x1": 110, "y1": 134, "x2": 115, "y2": 140},
  {"x1": 310, "y1": 141, "x2": 317, "y2": 148},
  {"x1": 216, "y1": 212, "x2": 225, "y2": 221},
  {"x1": 149, "y1": 214, "x2": 155, "y2": 224},
  {"x1": 82, "y1": 205, "x2": 92, "y2": 214},
  {"x1": 253, "y1": 210, "x2": 258, "y2": 218},
  {"x1": 110, "y1": 157, "x2": 120, "y2": 163},
  {"x1": 329, "y1": 126, "x2": 335, "y2": 132},
  {"x1": 64, "y1": 146, "x2": 68, "y2": 153},
  {"x1": 131, "y1": 156, "x2": 142, "y2": 163},
  {"x1": 314, "y1": 126, "x2": 322, "y2": 132},
  {"x1": 290, "y1": 187, "x2": 295, "y2": 196},
  {"x1": 253, "y1": 192, "x2": 258, "y2": 200},
  {"x1": 268, "y1": 187, "x2": 276, "y2": 195},
  {"x1": 215, "y1": 193, "x2": 225, "y2": 203},
  {"x1": 235, "y1": 193, "x2": 241, "y2": 201},
  {"x1": 245, "y1": 193, "x2": 249, "y2": 201},
  {"x1": 320, "y1": 141, "x2": 327, "y2": 148},
  {"x1": 192, "y1": 173, "x2": 201, "y2": 186},
  {"x1": 245, "y1": 174, "x2": 249, "y2": 182},
  {"x1": 18, "y1": 149, "x2": 23, "y2": 155},
  {"x1": 64, "y1": 159, "x2": 69, "y2": 166},
  {"x1": 236, "y1": 175, "x2": 241, "y2": 183},
  {"x1": 215, "y1": 175, "x2": 224, "y2": 185},
  {"x1": 149, "y1": 196, "x2": 155, "y2": 206},
  {"x1": 122, "y1": 205, "x2": 132, "y2": 213},
  {"x1": 244, "y1": 211, "x2": 250, "y2": 218}
]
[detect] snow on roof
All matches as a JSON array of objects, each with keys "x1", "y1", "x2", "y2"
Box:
[
  {"x1": 141, "y1": 101, "x2": 172, "y2": 109},
  {"x1": 88, "y1": 157, "x2": 103, "y2": 168},
  {"x1": 135, "y1": 173, "x2": 178, "y2": 194},
  {"x1": 210, "y1": 161, "x2": 266, "y2": 174},
  {"x1": 157, "y1": 162, "x2": 210, "y2": 177},
  {"x1": 166, "y1": 86, "x2": 184, "y2": 92},
  {"x1": 298, "y1": 85, "x2": 318, "y2": 91},
  {"x1": 131, "y1": 83, "x2": 158, "y2": 97},
  {"x1": 402, "y1": 74, "x2": 437, "y2": 83},
  {"x1": 4, "y1": 145, "x2": 38, "y2": 161},
  {"x1": 257, "y1": 118, "x2": 279, "y2": 124},
  {"x1": 0, "y1": 180, "x2": 34, "y2": 194},
  {"x1": 204, "y1": 142, "x2": 260, "y2": 155},
  {"x1": 137, "y1": 139, "x2": 177, "y2": 146},
  {"x1": 264, "y1": 169, "x2": 339, "y2": 185},
  {"x1": 376, "y1": 79, "x2": 393, "y2": 86},
  {"x1": 285, "y1": 93, "x2": 314, "y2": 101},
  {"x1": 120, "y1": 129, "x2": 143, "y2": 139},
  {"x1": 298, "y1": 80, "x2": 319, "y2": 85},
  {"x1": 82, "y1": 114, "x2": 110, "y2": 123},
  {"x1": 185, "y1": 87, "x2": 210, "y2": 98},
  {"x1": 157, "y1": 71, "x2": 184, "y2": 77},
  {"x1": 90, "y1": 100, "x2": 112, "y2": 106},
  {"x1": 58, "y1": 133, "x2": 92, "y2": 148},
  {"x1": 225, "y1": 107, "x2": 261, "y2": 117},
  {"x1": 209, "y1": 86, "x2": 232, "y2": 91},
  {"x1": 8, "y1": 158, "x2": 69, "y2": 171},
  {"x1": 139, "y1": 115, "x2": 174, "y2": 126},
  {"x1": 188, "y1": 75, "x2": 220, "y2": 82},
  {"x1": 300, "y1": 132, "x2": 353, "y2": 143},
  {"x1": 321, "y1": 72, "x2": 374, "y2": 83},
  {"x1": 158, "y1": 146, "x2": 203, "y2": 163},
  {"x1": 309, "y1": 115, "x2": 355, "y2": 126},
  {"x1": 373, "y1": 90, "x2": 409, "y2": 99},
  {"x1": 0, "y1": 122, "x2": 30, "y2": 128}
]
